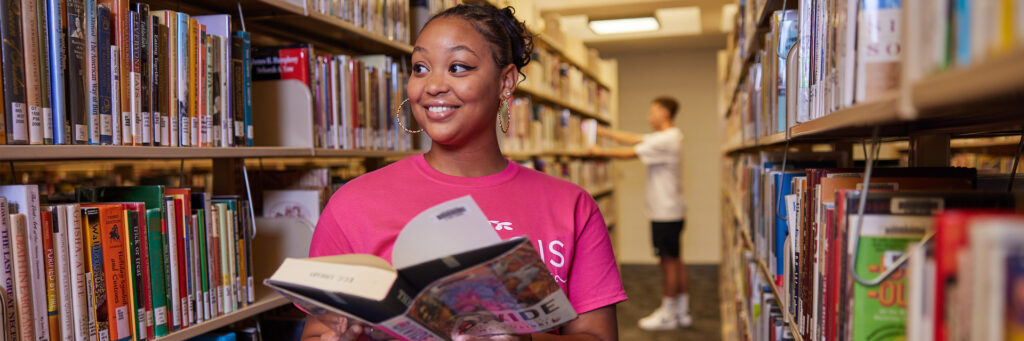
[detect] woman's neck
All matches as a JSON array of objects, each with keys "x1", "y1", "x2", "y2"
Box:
[{"x1": 424, "y1": 138, "x2": 508, "y2": 177}]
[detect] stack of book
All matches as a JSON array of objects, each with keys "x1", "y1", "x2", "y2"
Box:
[
  {"x1": 726, "y1": 149, "x2": 1024, "y2": 340},
  {"x1": 521, "y1": 47, "x2": 604, "y2": 117},
  {"x1": 0, "y1": 184, "x2": 256, "y2": 340},
  {"x1": 950, "y1": 153, "x2": 1024, "y2": 175},
  {"x1": 531, "y1": 158, "x2": 610, "y2": 193},
  {"x1": 0, "y1": 2, "x2": 254, "y2": 147},
  {"x1": 499, "y1": 96, "x2": 599, "y2": 154},
  {"x1": 309, "y1": 0, "x2": 412, "y2": 44}
]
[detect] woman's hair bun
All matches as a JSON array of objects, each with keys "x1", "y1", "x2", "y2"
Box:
[{"x1": 431, "y1": 2, "x2": 534, "y2": 72}]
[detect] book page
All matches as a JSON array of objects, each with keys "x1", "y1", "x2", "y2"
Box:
[{"x1": 392, "y1": 196, "x2": 501, "y2": 269}]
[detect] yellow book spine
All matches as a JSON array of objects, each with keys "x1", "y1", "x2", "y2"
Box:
[{"x1": 188, "y1": 19, "x2": 199, "y2": 147}]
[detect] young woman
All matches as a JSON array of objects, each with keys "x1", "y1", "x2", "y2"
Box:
[{"x1": 301, "y1": 3, "x2": 625, "y2": 340}]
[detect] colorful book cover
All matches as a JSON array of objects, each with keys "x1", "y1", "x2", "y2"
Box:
[
  {"x1": 21, "y1": 0, "x2": 43, "y2": 145},
  {"x1": 81, "y1": 206, "x2": 110, "y2": 341},
  {"x1": 152, "y1": 10, "x2": 178, "y2": 147},
  {"x1": 117, "y1": 203, "x2": 147, "y2": 341},
  {"x1": 40, "y1": 209, "x2": 60, "y2": 340},
  {"x1": 855, "y1": 0, "x2": 903, "y2": 102},
  {"x1": 163, "y1": 195, "x2": 180, "y2": 331},
  {"x1": 10, "y1": 213, "x2": 35, "y2": 340},
  {"x1": 97, "y1": 5, "x2": 113, "y2": 145},
  {"x1": 129, "y1": 10, "x2": 143, "y2": 146},
  {"x1": 193, "y1": 14, "x2": 230, "y2": 147},
  {"x1": 0, "y1": 0, "x2": 28, "y2": 144},
  {"x1": 145, "y1": 208, "x2": 168, "y2": 336},
  {"x1": 191, "y1": 193, "x2": 211, "y2": 320},
  {"x1": 209, "y1": 204, "x2": 222, "y2": 316},
  {"x1": 91, "y1": 204, "x2": 132, "y2": 341},
  {"x1": 204, "y1": 34, "x2": 213, "y2": 148},
  {"x1": 111, "y1": 45, "x2": 122, "y2": 145},
  {"x1": 85, "y1": 0, "x2": 99, "y2": 145}
]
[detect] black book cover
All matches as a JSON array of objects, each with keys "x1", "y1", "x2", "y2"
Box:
[
  {"x1": 66, "y1": 0, "x2": 88, "y2": 144},
  {"x1": 136, "y1": 3, "x2": 153, "y2": 146},
  {"x1": 97, "y1": 5, "x2": 112, "y2": 145},
  {"x1": 230, "y1": 34, "x2": 244, "y2": 146},
  {"x1": 1, "y1": 0, "x2": 28, "y2": 144}
]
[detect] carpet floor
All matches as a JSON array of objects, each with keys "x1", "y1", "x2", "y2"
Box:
[{"x1": 616, "y1": 264, "x2": 721, "y2": 340}]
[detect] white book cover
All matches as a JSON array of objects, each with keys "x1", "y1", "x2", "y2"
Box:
[
  {"x1": 263, "y1": 189, "x2": 323, "y2": 227},
  {"x1": 164, "y1": 196, "x2": 181, "y2": 329},
  {"x1": 0, "y1": 185, "x2": 48, "y2": 338},
  {"x1": 968, "y1": 218, "x2": 1024, "y2": 341},
  {"x1": 64, "y1": 205, "x2": 89, "y2": 341},
  {"x1": 53, "y1": 206, "x2": 74, "y2": 341}
]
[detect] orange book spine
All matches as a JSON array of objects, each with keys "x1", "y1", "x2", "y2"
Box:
[
  {"x1": 40, "y1": 210, "x2": 59, "y2": 341},
  {"x1": 96, "y1": 204, "x2": 131, "y2": 340},
  {"x1": 187, "y1": 19, "x2": 198, "y2": 147}
]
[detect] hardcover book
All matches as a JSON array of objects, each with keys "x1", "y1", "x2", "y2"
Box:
[
  {"x1": 37, "y1": 0, "x2": 52, "y2": 145},
  {"x1": 66, "y1": 0, "x2": 88, "y2": 145},
  {"x1": 85, "y1": 0, "x2": 99, "y2": 144},
  {"x1": 64, "y1": 204, "x2": 90, "y2": 341},
  {"x1": 137, "y1": 3, "x2": 153, "y2": 147},
  {"x1": 98, "y1": 0, "x2": 131, "y2": 145},
  {"x1": 97, "y1": 5, "x2": 113, "y2": 145},
  {"x1": 21, "y1": 0, "x2": 43, "y2": 145},
  {"x1": 81, "y1": 206, "x2": 110, "y2": 341},
  {"x1": 266, "y1": 196, "x2": 577, "y2": 340},
  {"x1": 1, "y1": 0, "x2": 28, "y2": 144},
  {"x1": 0, "y1": 198, "x2": 14, "y2": 341},
  {"x1": 0, "y1": 185, "x2": 48, "y2": 338}
]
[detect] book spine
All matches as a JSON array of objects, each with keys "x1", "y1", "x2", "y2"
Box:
[
  {"x1": 15, "y1": 185, "x2": 49, "y2": 339},
  {"x1": 153, "y1": 20, "x2": 166, "y2": 148},
  {"x1": 97, "y1": 206, "x2": 130, "y2": 341},
  {"x1": 145, "y1": 209, "x2": 168, "y2": 337},
  {"x1": 236, "y1": 203, "x2": 248, "y2": 306},
  {"x1": 173, "y1": 198, "x2": 188, "y2": 329},
  {"x1": 137, "y1": 3, "x2": 153, "y2": 147},
  {"x1": 83, "y1": 272, "x2": 97, "y2": 341},
  {"x1": 186, "y1": 19, "x2": 197, "y2": 147},
  {"x1": 0, "y1": 198, "x2": 15, "y2": 341},
  {"x1": 40, "y1": 210, "x2": 59, "y2": 340},
  {"x1": 163, "y1": 196, "x2": 179, "y2": 330},
  {"x1": 242, "y1": 202, "x2": 254, "y2": 305},
  {"x1": 238, "y1": 32, "x2": 252, "y2": 146},
  {"x1": 217, "y1": 36, "x2": 229, "y2": 147},
  {"x1": 34, "y1": 0, "x2": 50, "y2": 144},
  {"x1": 10, "y1": 213, "x2": 34, "y2": 341},
  {"x1": 188, "y1": 214, "x2": 199, "y2": 322},
  {"x1": 129, "y1": 11, "x2": 143, "y2": 146},
  {"x1": 97, "y1": 5, "x2": 113, "y2": 145},
  {"x1": 230, "y1": 35, "x2": 243, "y2": 147},
  {"x1": 163, "y1": 14, "x2": 178, "y2": 148},
  {"x1": 65, "y1": 205, "x2": 89, "y2": 341},
  {"x1": 176, "y1": 13, "x2": 189, "y2": 147},
  {"x1": 85, "y1": 0, "x2": 100, "y2": 145},
  {"x1": 182, "y1": 211, "x2": 192, "y2": 326},
  {"x1": 101, "y1": 0, "x2": 132, "y2": 146},
  {"x1": 111, "y1": 45, "x2": 122, "y2": 146},
  {"x1": 123, "y1": 209, "x2": 146, "y2": 341},
  {"x1": 209, "y1": 36, "x2": 220, "y2": 148},
  {"x1": 0, "y1": 64, "x2": 5, "y2": 145},
  {"x1": 66, "y1": 0, "x2": 88, "y2": 145},
  {"x1": 216, "y1": 203, "x2": 229, "y2": 313},
  {"x1": 208, "y1": 205, "x2": 220, "y2": 317},
  {"x1": 204, "y1": 35, "x2": 213, "y2": 148},
  {"x1": 82, "y1": 207, "x2": 110, "y2": 341},
  {"x1": 195, "y1": 210, "x2": 209, "y2": 320},
  {"x1": 42, "y1": 0, "x2": 61, "y2": 144},
  {"x1": 21, "y1": 0, "x2": 43, "y2": 145},
  {"x1": 1, "y1": 0, "x2": 28, "y2": 145}
]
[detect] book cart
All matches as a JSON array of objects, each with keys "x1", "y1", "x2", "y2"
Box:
[
  {"x1": 717, "y1": 1, "x2": 1024, "y2": 340},
  {"x1": 0, "y1": 0, "x2": 619, "y2": 339}
]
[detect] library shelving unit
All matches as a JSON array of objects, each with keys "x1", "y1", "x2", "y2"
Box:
[
  {"x1": 717, "y1": 1, "x2": 1024, "y2": 341},
  {"x1": 1, "y1": 0, "x2": 620, "y2": 339}
]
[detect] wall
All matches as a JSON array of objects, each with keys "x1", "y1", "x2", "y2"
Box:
[{"x1": 605, "y1": 48, "x2": 722, "y2": 265}]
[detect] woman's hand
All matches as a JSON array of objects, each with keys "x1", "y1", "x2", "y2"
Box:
[
  {"x1": 452, "y1": 334, "x2": 532, "y2": 341},
  {"x1": 301, "y1": 315, "x2": 398, "y2": 341}
]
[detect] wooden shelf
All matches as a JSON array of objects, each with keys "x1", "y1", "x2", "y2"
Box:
[
  {"x1": 912, "y1": 48, "x2": 1024, "y2": 113},
  {"x1": 160, "y1": 293, "x2": 289, "y2": 341},
  {"x1": 0, "y1": 146, "x2": 426, "y2": 161},
  {"x1": 534, "y1": 33, "x2": 609, "y2": 89},
  {"x1": 789, "y1": 94, "x2": 903, "y2": 139},
  {"x1": 147, "y1": 0, "x2": 412, "y2": 56},
  {"x1": 516, "y1": 85, "x2": 610, "y2": 124}
]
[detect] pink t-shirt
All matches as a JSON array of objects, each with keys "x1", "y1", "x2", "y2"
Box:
[{"x1": 310, "y1": 154, "x2": 627, "y2": 315}]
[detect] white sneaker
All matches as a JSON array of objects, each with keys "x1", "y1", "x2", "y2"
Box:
[
  {"x1": 638, "y1": 306, "x2": 678, "y2": 331},
  {"x1": 677, "y1": 313, "x2": 693, "y2": 327}
]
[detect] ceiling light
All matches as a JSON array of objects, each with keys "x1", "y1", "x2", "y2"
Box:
[{"x1": 588, "y1": 17, "x2": 660, "y2": 35}]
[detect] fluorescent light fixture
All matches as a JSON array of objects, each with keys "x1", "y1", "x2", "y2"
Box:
[{"x1": 588, "y1": 17, "x2": 660, "y2": 35}]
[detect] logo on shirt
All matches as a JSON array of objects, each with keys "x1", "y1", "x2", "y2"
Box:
[{"x1": 489, "y1": 220, "x2": 514, "y2": 231}]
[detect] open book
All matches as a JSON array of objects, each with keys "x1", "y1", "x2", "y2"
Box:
[{"x1": 264, "y1": 196, "x2": 577, "y2": 340}]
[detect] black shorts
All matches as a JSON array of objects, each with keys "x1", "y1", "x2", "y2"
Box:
[{"x1": 651, "y1": 220, "x2": 685, "y2": 258}]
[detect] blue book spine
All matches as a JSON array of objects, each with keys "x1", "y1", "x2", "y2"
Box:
[
  {"x1": 97, "y1": 6, "x2": 113, "y2": 145},
  {"x1": 236, "y1": 31, "x2": 252, "y2": 146},
  {"x1": 954, "y1": 0, "x2": 971, "y2": 66},
  {"x1": 85, "y1": 0, "x2": 99, "y2": 144},
  {"x1": 773, "y1": 172, "x2": 797, "y2": 278},
  {"x1": 176, "y1": 13, "x2": 189, "y2": 147},
  {"x1": 47, "y1": 0, "x2": 66, "y2": 144}
]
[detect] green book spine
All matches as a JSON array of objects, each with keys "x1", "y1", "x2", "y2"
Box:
[
  {"x1": 145, "y1": 208, "x2": 168, "y2": 336},
  {"x1": 195, "y1": 209, "x2": 209, "y2": 320}
]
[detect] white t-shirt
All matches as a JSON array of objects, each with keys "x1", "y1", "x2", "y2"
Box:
[{"x1": 634, "y1": 127, "x2": 685, "y2": 221}]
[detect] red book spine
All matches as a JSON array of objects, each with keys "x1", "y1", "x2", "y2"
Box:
[{"x1": 40, "y1": 210, "x2": 59, "y2": 341}]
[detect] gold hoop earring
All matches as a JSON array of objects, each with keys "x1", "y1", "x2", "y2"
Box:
[
  {"x1": 394, "y1": 98, "x2": 422, "y2": 134},
  {"x1": 498, "y1": 94, "x2": 511, "y2": 134}
]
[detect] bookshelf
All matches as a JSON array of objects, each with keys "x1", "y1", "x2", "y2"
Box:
[
  {"x1": 719, "y1": 1, "x2": 1024, "y2": 340},
  {"x1": 1, "y1": 0, "x2": 621, "y2": 339}
]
